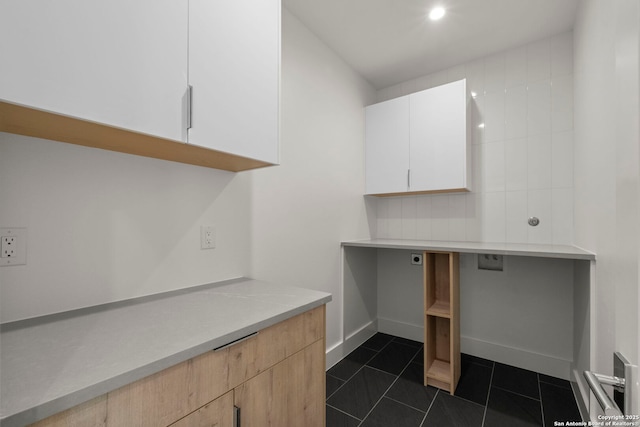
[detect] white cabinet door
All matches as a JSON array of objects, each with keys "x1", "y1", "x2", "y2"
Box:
[
  {"x1": 188, "y1": 0, "x2": 279, "y2": 164},
  {"x1": 0, "y1": 0, "x2": 188, "y2": 142},
  {"x1": 365, "y1": 96, "x2": 410, "y2": 195},
  {"x1": 410, "y1": 79, "x2": 468, "y2": 192}
]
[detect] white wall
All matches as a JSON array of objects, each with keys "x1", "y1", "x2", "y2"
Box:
[
  {"x1": 248, "y1": 9, "x2": 376, "y2": 351},
  {"x1": 574, "y1": 0, "x2": 640, "y2": 416},
  {"x1": 0, "y1": 134, "x2": 251, "y2": 322},
  {"x1": 375, "y1": 32, "x2": 574, "y2": 245}
]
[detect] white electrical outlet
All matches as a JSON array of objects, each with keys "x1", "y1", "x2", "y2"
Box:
[
  {"x1": 200, "y1": 226, "x2": 216, "y2": 249},
  {"x1": 1, "y1": 228, "x2": 27, "y2": 266}
]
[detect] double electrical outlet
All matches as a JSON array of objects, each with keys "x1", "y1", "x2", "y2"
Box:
[
  {"x1": 200, "y1": 226, "x2": 216, "y2": 250},
  {"x1": 1, "y1": 228, "x2": 27, "y2": 266}
]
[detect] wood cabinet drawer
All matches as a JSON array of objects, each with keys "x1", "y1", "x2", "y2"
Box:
[
  {"x1": 168, "y1": 391, "x2": 234, "y2": 427},
  {"x1": 29, "y1": 396, "x2": 107, "y2": 427},
  {"x1": 106, "y1": 306, "x2": 324, "y2": 426}
]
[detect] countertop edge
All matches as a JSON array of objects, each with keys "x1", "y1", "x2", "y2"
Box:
[
  {"x1": 341, "y1": 239, "x2": 596, "y2": 260},
  {"x1": 1, "y1": 279, "x2": 331, "y2": 427}
]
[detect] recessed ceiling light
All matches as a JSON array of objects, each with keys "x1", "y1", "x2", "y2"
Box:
[{"x1": 429, "y1": 6, "x2": 446, "y2": 21}]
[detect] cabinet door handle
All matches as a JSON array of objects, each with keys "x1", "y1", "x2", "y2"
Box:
[
  {"x1": 186, "y1": 85, "x2": 193, "y2": 130},
  {"x1": 234, "y1": 405, "x2": 241, "y2": 427},
  {"x1": 212, "y1": 332, "x2": 258, "y2": 352},
  {"x1": 407, "y1": 169, "x2": 411, "y2": 189}
]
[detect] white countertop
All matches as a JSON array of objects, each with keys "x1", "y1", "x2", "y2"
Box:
[
  {"x1": 341, "y1": 239, "x2": 595, "y2": 260},
  {"x1": 0, "y1": 278, "x2": 331, "y2": 427}
]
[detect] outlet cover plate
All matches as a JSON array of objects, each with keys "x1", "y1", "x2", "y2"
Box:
[
  {"x1": 200, "y1": 226, "x2": 216, "y2": 250},
  {"x1": 0, "y1": 228, "x2": 27, "y2": 266},
  {"x1": 478, "y1": 254, "x2": 503, "y2": 271}
]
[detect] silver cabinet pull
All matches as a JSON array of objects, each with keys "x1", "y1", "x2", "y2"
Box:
[
  {"x1": 186, "y1": 85, "x2": 193, "y2": 130},
  {"x1": 213, "y1": 332, "x2": 258, "y2": 352},
  {"x1": 407, "y1": 169, "x2": 411, "y2": 189},
  {"x1": 233, "y1": 405, "x2": 240, "y2": 427}
]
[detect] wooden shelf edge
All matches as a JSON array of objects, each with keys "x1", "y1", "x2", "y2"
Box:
[
  {"x1": 426, "y1": 359, "x2": 452, "y2": 383},
  {"x1": 425, "y1": 301, "x2": 451, "y2": 318},
  {"x1": 0, "y1": 100, "x2": 275, "y2": 172}
]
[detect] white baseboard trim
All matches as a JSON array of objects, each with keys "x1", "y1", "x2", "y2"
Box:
[
  {"x1": 377, "y1": 317, "x2": 423, "y2": 342},
  {"x1": 330, "y1": 319, "x2": 574, "y2": 382},
  {"x1": 326, "y1": 320, "x2": 377, "y2": 370},
  {"x1": 462, "y1": 336, "x2": 572, "y2": 380}
]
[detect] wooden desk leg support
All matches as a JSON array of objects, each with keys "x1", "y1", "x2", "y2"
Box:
[{"x1": 423, "y1": 251, "x2": 460, "y2": 394}]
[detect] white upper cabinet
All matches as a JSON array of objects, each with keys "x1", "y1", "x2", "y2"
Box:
[
  {"x1": 0, "y1": 0, "x2": 188, "y2": 142},
  {"x1": 409, "y1": 79, "x2": 468, "y2": 193},
  {"x1": 365, "y1": 79, "x2": 469, "y2": 196},
  {"x1": 365, "y1": 96, "x2": 410, "y2": 195},
  {"x1": 188, "y1": 0, "x2": 280, "y2": 165}
]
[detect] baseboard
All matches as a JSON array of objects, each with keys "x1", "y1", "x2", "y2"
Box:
[
  {"x1": 332, "y1": 318, "x2": 574, "y2": 381},
  {"x1": 326, "y1": 320, "x2": 377, "y2": 370},
  {"x1": 377, "y1": 317, "x2": 423, "y2": 342},
  {"x1": 462, "y1": 336, "x2": 572, "y2": 380}
]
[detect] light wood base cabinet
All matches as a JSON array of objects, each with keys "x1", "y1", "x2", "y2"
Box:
[
  {"x1": 29, "y1": 305, "x2": 326, "y2": 427},
  {"x1": 423, "y1": 251, "x2": 460, "y2": 394},
  {"x1": 234, "y1": 340, "x2": 325, "y2": 427},
  {"x1": 170, "y1": 391, "x2": 234, "y2": 427}
]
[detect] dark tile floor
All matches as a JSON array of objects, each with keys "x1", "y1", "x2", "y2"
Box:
[{"x1": 326, "y1": 333, "x2": 582, "y2": 427}]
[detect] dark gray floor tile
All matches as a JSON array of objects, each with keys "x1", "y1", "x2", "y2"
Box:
[
  {"x1": 421, "y1": 392, "x2": 484, "y2": 427},
  {"x1": 413, "y1": 347, "x2": 424, "y2": 365},
  {"x1": 539, "y1": 373, "x2": 571, "y2": 389},
  {"x1": 540, "y1": 382, "x2": 582, "y2": 426},
  {"x1": 455, "y1": 360, "x2": 492, "y2": 405},
  {"x1": 393, "y1": 336, "x2": 422, "y2": 348},
  {"x1": 367, "y1": 341, "x2": 420, "y2": 375},
  {"x1": 327, "y1": 374, "x2": 345, "y2": 398},
  {"x1": 362, "y1": 332, "x2": 395, "y2": 351},
  {"x1": 386, "y1": 362, "x2": 438, "y2": 411},
  {"x1": 326, "y1": 366, "x2": 396, "y2": 419},
  {"x1": 492, "y1": 363, "x2": 540, "y2": 399},
  {"x1": 361, "y1": 397, "x2": 425, "y2": 427},
  {"x1": 328, "y1": 346, "x2": 378, "y2": 381},
  {"x1": 326, "y1": 405, "x2": 360, "y2": 427},
  {"x1": 461, "y1": 353, "x2": 495, "y2": 368},
  {"x1": 484, "y1": 387, "x2": 543, "y2": 427}
]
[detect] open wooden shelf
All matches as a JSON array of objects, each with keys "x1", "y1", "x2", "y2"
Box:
[
  {"x1": 0, "y1": 100, "x2": 274, "y2": 172},
  {"x1": 426, "y1": 359, "x2": 451, "y2": 382},
  {"x1": 423, "y1": 251, "x2": 460, "y2": 395},
  {"x1": 425, "y1": 300, "x2": 451, "y2": 318}
]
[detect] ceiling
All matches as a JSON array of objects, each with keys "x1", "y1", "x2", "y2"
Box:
[{"x1": 283, "y1": 0, "x2": 580, "y2": 89}]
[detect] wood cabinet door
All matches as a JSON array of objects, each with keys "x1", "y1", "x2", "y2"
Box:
[
  {"x1": 365, "y1": 96, "x2": 410, "y2": 195},
  {"x1": 0, "y1": 0, "x2": 188, "y2": 142},
  {"x1": 188, "y1": 0, "x2": 279, "y2": 164},
  {"x1": 169, "y1": 391, "x2": 234, "y2": 427},
  {"x1": 234, "y1": 340, "x2": 325, "y2": 427},
  {"x1": 409, "y1": 79, "x2": 468, "y2": 192}
]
